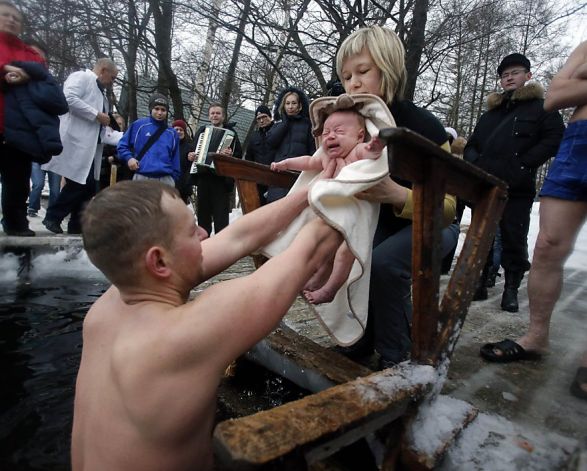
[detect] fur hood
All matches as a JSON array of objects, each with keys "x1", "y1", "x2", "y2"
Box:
[
  {"x1": 486, "y1": 82, "x2": 544, "y2": 110},
  {"x1": 273, "y1": 86, "x2": 311, "y2": 121}
]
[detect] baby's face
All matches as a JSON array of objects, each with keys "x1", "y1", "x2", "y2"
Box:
[{"x1": 321, "y1": 112, "x2": 365, "y2": 159}]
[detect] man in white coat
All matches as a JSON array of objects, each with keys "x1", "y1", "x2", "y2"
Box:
[{"x1": 42, "y1": 58, "x2": 118, "y2": 234}]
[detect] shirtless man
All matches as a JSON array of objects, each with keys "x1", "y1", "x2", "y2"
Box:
[
  {"x1": 71, "y1": 180, "x2": 342, "y2": 470},
  {"x1": 480, "y1": 41, "x2": 587, "y2": 401},
  {"x1": 270, "y1": 109, "x2": 386, "y2": 305}
]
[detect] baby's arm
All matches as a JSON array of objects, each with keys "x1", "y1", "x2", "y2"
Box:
[
  {"x1": 345, "y1": 135, "x2": 386, "y2": 166},
  {"x1": 271, "y1": 155, "x2": 322, "y2": 172}
]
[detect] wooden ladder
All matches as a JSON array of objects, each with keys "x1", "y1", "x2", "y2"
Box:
[{"x1": 212, "y1": 128, "x2": 507, "y2": 470}]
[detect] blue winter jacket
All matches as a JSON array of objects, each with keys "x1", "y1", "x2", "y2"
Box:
[
  {"x1": 117, "y1": 116, "x2": 180, "y2": 181},
  {"x1": 3, "y1": 61, "x2": 68, "y2": 163}
]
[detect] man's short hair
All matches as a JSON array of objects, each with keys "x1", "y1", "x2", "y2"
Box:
[
  {"x1": 208, "y1": 102, "x2": 225, "y2": 113},
  {"x1": 82, "y1": 181, "x2": 180, "y2": 287}
]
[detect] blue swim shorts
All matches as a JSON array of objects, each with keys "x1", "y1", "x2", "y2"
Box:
[{"x1": 540, "y1": 120, "x2": 587, "y2": 201}]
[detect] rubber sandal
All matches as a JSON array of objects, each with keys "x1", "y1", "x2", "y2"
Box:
[
  {"x1": 570, "y1": 367, "x2": 587, "y2": 400},
  {"x1": 480, "y1": 338, "x2": 543, "y2": 363}
]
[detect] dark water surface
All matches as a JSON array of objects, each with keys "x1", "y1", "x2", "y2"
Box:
[{"x1": 0, "y1": 276, "x2": 107, "y2": 470}]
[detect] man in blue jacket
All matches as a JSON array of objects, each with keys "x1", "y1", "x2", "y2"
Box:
[{"x1": 117, "y1": 93, "x2": 180, "y2": 187}]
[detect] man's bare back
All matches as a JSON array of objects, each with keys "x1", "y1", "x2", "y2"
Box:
[
  {"x1": 72, "y1": 288, "x2": 219, "y2": 470},
  {"x1": 71, "y1": 181, "x2": 341, "y2": 471}
]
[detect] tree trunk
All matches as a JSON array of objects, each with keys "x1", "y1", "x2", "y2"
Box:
[{"x1": 403, "y1": 0, "x2": 429, "y2": 101}]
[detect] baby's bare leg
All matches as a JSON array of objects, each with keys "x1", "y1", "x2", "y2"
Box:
[
  {"x1": 304, "y1": 257, "x2": 334, "y2": 292},
  {"x1": 304, "y1": 242, "x2": 355, "y2": 304}
]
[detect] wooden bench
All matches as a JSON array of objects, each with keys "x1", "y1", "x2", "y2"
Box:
[{"x1": 212, "y1": 128, "x2": 507, "y2": 469}]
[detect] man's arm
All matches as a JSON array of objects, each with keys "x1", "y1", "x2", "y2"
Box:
[
  {"x1": 199, "y1": 188, "x2": 310, "y2": 280},
  {"x1": 116, "y1": 123, "x2": 135, "y2": 162},
  {"x1": 179, "y1": 218, "x2": 342, "y2": 371},
  {"x1": 545, "y1": 41, "x2": 587, "y2": 112}
]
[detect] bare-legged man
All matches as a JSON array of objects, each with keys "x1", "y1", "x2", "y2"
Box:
[
  {"x1": 480, "y1": 41, "x2": 587, "y2": 401},
  {"x1": 71, "y1": 180, "x2": 342, "y2": 471}
]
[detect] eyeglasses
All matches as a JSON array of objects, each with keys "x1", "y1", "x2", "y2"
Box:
[
  {"x1": 256, "y1": 115, "x2": 270, "y2": 122},
  {"x1": 500, "y1": 69, "x2": 526, "y2": 79}
]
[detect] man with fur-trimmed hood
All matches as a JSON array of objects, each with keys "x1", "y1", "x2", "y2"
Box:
[{"x1": 465, "y1": 53, "x2": 564, "y2": 312}]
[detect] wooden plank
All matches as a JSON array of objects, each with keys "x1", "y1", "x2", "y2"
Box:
[
  {"x1": 410, "y1": 159, "x2": 447, "y2": 365},
  {"x1": 214, "y1": 364, "x2": 436, "y2": 470},
  {"x1": 433, "y1": 186, "x2": 507, "y2": 362},
  {"x1": 214, "y1": 154, "x2": 299, "y2": 189},
  {"x1": 382, "y1": 128, "x2": 505, "y2": 205}
]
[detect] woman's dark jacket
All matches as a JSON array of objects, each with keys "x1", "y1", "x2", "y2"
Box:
[
  {"x1": 265, "y1": 86, "x2": 315, "y2": 202},
  {"x1": 464, "y1": 82, "x2": 564, "y2": 197},
  {"x1": 266, "y1": 86, "x2": 315, "y2": 163},
  {"x1": 4, "y1": 61, "x2": 68, "y2": 163}
]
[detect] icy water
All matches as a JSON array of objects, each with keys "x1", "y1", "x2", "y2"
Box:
[
  {"x1": 0, "y1": 250, "x2": 107, "y2": 471},
  {"x1": 0, "y1": 251, "x2": 307, "y2": 470}
]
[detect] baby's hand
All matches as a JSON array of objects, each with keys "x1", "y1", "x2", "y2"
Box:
[{"x1": 271, "y1": 162, "x2": 285, "y2": 172}]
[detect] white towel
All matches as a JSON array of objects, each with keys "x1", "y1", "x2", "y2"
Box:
[{"x1": 262, "y1": 94, "x2": 395, "y2": 345}]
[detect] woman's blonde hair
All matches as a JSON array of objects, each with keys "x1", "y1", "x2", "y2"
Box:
[
  {"x1": 336, "y1": 26, "x2": 407, "y2": 105},
  {"x1": 279, "y1": 91, "x2": 300, "y2": 116}
]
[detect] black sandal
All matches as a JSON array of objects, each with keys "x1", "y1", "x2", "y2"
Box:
[
  {"x1": 570, "y1": 367, "x2": 587, "y2": 400},
  {"x1": 480, "y1": 338, "x2": 543, "y2": 363}
]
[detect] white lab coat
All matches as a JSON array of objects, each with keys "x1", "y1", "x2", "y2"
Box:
[{"x1": 43, "y1": 69, "x2": 109, "y2": 184}]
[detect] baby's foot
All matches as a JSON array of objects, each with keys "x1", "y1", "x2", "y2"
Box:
[{"x1": 303, "y1": 287, "x2": 336, "y2": 305}]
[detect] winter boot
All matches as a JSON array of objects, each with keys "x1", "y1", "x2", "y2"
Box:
[
  {"x1": 473, "y1": 264, "x2": 490, "y2": 301},
  {"x1": 501, "y1": 270, "x2": 524, "y2": 312}
]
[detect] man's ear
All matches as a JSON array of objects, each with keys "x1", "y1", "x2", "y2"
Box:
[{"x1": 144, "y1": 246, "x2": 172, "y2": 279}]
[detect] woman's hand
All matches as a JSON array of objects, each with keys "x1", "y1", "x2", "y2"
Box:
[
  {"x1": 356, "y1": 177, "x2": 408, "y2": 208},
  {"x1": 3, "y1": 64, "x2": 30, "y2": 85}
]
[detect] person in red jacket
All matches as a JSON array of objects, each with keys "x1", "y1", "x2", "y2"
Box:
[{"x1": 0, "y1": 0, "x2": 45, "y2": 236}]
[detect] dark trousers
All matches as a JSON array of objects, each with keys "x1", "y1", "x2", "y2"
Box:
[
  {"x1": 45, "y1": 168, "x2": 96, "y2": 231},
  {"x1": 0, "y1": 141, "x2": 33, "y2": 231},
  {"x1": 369, "y1": 222, "x2": 460, "y2": 364},
  {"x1": 196, "y1": 174, "x2": 230, "y2": 235},
  {"x1": 480, "y1": 194, "x2": 534, "y2": 273}
]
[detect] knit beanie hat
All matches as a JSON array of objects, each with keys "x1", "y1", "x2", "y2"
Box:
[
  {"x1": 172, "y1": 119, "x2": 187, "y2": 130},
  {"x1": 149, "y1": 93, "x2": 169, "y2": 111},
  {"x1": 255, "y1": 105, "x2": 271, "y2": 118}
]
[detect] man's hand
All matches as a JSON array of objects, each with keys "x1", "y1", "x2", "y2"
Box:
[
  {"x1": 187, "y1": 151, "x2": 196, "y2": 162},
  {"x1": 97, "y1": 112, "x2": 110, "y2": 126},
  {"x1": 219, "y1": 147, "x2": 233, "y2": 156},
  {"x1": 3, "y1": 64, "x2": 30, "y2": 85},
  {"x1": 127, "y1": 158, "x2": 140, "y2": 171}
]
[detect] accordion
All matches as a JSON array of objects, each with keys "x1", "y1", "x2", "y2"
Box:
[{"x1": 190, "y1": 125, "x2": 235, "y2": 173}]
